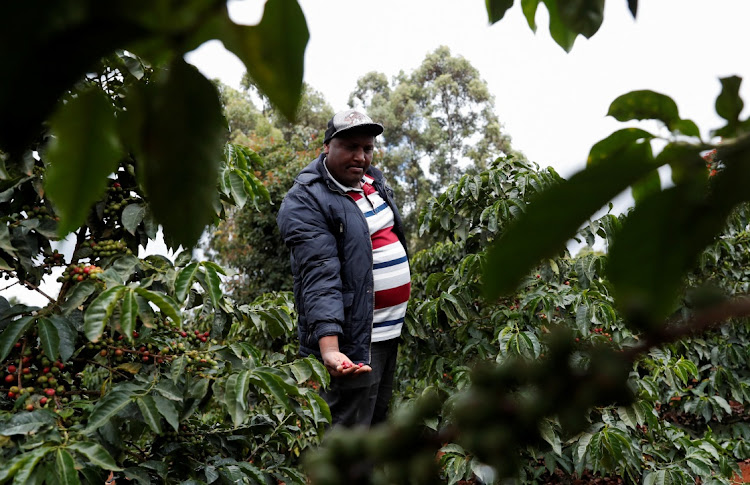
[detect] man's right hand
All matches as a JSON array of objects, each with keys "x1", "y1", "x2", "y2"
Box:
[{"x1": 319, "y1": 336, "x2": 372, "y2": 377}]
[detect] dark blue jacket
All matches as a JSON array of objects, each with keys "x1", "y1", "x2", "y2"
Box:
[{"x1": 276, "y1": 154, "x2": 408, "y2": 364}]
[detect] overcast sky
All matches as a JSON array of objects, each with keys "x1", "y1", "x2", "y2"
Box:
[
  {"x1": 188, "y1": 0, "x2": 750, "y2": 179},
  {"x1": 5, "y1": 1, "x2": 749, "y2": 306}
]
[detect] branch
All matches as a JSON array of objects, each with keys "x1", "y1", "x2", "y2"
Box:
[
  {"x1": 22, "y1": 278, "x2": 56, "y2": 304},
  {"x1": 623, "y1": 294, "x2": 750, "y2": 361},
  {"x1": 0, "y1": 280, "x2": 20, "y2": 292}
]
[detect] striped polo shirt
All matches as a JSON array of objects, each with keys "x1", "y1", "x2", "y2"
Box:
[{"x1": 325, "y1": 165, "x2": 411, "y2": 342}]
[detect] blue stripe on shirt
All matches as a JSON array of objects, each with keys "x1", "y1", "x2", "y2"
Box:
[
  {"x1": 373, "y1": 255, "x2": 408, "y2": 270},
  {"x1": 363, "y1": 203, "x2": 389, "y2": 218},
  {"x1": 373, "y1": 317, "x2": 405, "y2": 328}
]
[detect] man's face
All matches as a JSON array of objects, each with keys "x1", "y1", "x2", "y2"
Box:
[{"x1": 324, "y1": 131, "x2": 375, "y2": 188}]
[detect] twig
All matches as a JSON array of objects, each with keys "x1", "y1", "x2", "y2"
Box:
[
  {"x1": 623, "y1": 295, "x2": 750, "y2": 361},
  {"x1": 22, "y1": 279, "x2": 56, "y2": 304},
  {"x1": 0, "y1": 280, "x2": 19, "y2": 292}
]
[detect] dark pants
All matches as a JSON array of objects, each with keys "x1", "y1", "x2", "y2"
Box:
[{"x1": 321, "y1": 338, "x2": 399, "y2": 428}]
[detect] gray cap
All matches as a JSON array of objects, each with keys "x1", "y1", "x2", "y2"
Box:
[{"x1": 323, "y1": 109, "x2": 384, "y2": 144}]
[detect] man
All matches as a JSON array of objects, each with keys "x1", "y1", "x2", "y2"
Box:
[{"x1": 277, "y1": 109, "x2": 411, "y2": 427}]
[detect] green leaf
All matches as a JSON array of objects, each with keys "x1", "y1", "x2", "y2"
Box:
[
  {"x1": 485, "y1": 0, "x2": 515, "y2": 24},
  {"x1": 45, "y1": 88, "x2": 123, "y2": 236},
  {"x1": 0, "y1": 410, "x2": 57, "y2": 436},
  {"x1": 11, "y1": 446, "x2": 51, "y2": 485},
  {"x1": 37, "y1": 317, "x2": 61, "y2": 362},
  {"x1": 557, "y1": 0, "x2": 604, "y2": 38},
  {"x1": 716, "y1": 75, "x2": 744, "y2": 125},
  {"x1": 251, "y1": 369, "x2": 295, "y2": 412},
  {"x1": 234, "y1": 370, "x2": 252, "y2": 411},
  {"x1": 542, "y1": 0, "x2": 578, "y2": 52},
  {"x1": 120, "y1": 289, "x2": 138, "y2": 342},
  {"x1": 306, "y1": 356, "x2": 330, "y2": 388},
  {"x1": 0, "y1": 316, "x2": 35, "y2": 362},
  {"x1": 56, "y1": 449, "x2": 81, "y2": 485},
  {"x1": 50, "y1": 314, "x2": 78, "y2": 362},
  {"x1": 200, "y1": 263, "x2": 223, "y2": 307},
  {"x1": 521, "y1": 0, "x2": 539, "y2": 31},
  {"x1": 68, "y1": 441, "x2": 122, "y2": 471},
  {"x1": 714, "y1": 75, "x2": 745, "y2": 137},
  {"x1": 83, "y1": 391, "x2": 133, "y2": 434},
  {"x1": 0, "y1": 454, "x2": 31, "y2": 483},
  {"x1": 224, "y1": 373, "x2": 245, "y2": 427},
  {"x1": 236, "y1": 463, "x2": 267, "y2": 484},
  {"x1": 153, "y1": 394, "x2": 180, "y2": 431},
  {"x1": 673, "y1": 118, "x2": 701, "y2": 138},
  {"x1": 228, "y1": 169, "x2": 249, "y2": 208},
  {"x1": 174, "y1": 262, "x2": 199, "y2": 303},
  {"x1": 0, "y1": 225, "x2": 17, "y2": 256},
  {"x1": 484, "y1": 138, "x2": 657, "y2": 298},
  {"x1": 627, "y1": 0, "x2": 638, "y2": 18},
  {"x1": 83, "y1": 286, "x2": 126, "y2": 342},
  {"x1": 607, "y1": 183, "x2": 729, "y2": 326},
  {"x1": 60, "y1": 280, "x2": 97, "y2": 315},
  {"x1": 307, "y1": 391, "x2": 332, "y2": 424},
  {"x1": 539, "y1": 419, "x2": 562, "y2": 455},
  {"x1": 215, "y1": 0, "x2": 308, "y2": 120},
  {"x1": 155, "y1": 379, "x2": 183, "y2": 402},
  {"x1": 133, "y1": 288, "x2": 181, "y2": 327},
  {"x1": 617, "y1": 406, "x2": 638, "y2": 429},
  {"x1": 136, "y1": 395, "x2": 163, "y2": 434},
  {"x1": 129, "y1": 58, "x2": 225, "y2": 248},
  {"x1": 631, "y1": 170, "x2": 661, "y2": 205},
  {"x1": 170, "y1": 355, "x2": 187, "y2": 383},
  {"x1": 607, "y1": 90, "x2": 681, "y2": 130},
  {"x1": 290, "y1": 360, "x2": 313, "y2": 384},
  {"x1": 121, "y1": 203, "x2": 146, "y2": 235}
]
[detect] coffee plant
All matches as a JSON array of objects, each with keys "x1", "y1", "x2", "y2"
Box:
[
  {"x1": 304, "y1": 150, "x2": 750, "y2": 484},
  {"x1": 0, "y1": 54, "x2": 331, "y2": 484}
]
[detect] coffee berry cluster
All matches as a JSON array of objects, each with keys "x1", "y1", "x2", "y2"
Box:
[
  {"x1": 89, "y1": 238, "x2": 131, "y2": 258},
  {"x1": 57, "y1": 263, "x2": 103, "y2": 283},
  {"x1": 2, "y1": 343, "x2": 68, "y2": 412},
  {"x1": 103, "y1": 182, "x2": 137, "y2": 218},
  {"x1": 41, "y1": 249, "x2": 66, "y2": 275},
  {"x1": 21, "y1": 204, "x2": 57, "y2": 221}
]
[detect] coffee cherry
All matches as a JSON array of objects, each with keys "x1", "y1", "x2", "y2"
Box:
[
  {"x1": 45, "y1": 388, "x2": 56, "y2": 396},
  {"x1": 4, "y1": 374, "x2": 14, "y2": 383},
  {"x1": 26, "y1": 404, "x2": 34, "y2": 411},
  {"x1": 7, "y1": 365, "x2": 17, "y2": 373},
  {"x1": 40, "y1": 397, "x2": 48, "y2": 405}
]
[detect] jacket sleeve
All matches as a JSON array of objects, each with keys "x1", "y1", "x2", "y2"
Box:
[{"x1": 277, "y1": 186, "x2": 344, "y2": 341}]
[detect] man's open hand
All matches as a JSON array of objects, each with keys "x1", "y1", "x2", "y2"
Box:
[{"x1": 321, "y1": 350, "x2": 372, "y2": 377}]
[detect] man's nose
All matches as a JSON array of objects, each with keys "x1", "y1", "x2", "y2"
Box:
[{"x1": 353, "y1": 147, "x2": 365, "y2": 162}]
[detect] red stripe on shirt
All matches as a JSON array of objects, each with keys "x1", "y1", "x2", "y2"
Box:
[
  {"x1": 371, "y1": 227, "x2": 399, "y2": 249},
  {"x1": 375, "y1": 282, "x2": 411, "y2": 309}
]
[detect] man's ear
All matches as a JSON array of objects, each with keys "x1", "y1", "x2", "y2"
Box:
[{"x1": 323, "y1": 143, "x2": 330, "y2": 154}]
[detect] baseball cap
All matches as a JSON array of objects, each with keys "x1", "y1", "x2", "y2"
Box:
[{"x1": 323, "y1": 109, "x2": 384, "y2": 144}]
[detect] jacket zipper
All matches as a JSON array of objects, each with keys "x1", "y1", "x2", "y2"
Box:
[{"x1": 325, "y1": 177, "x2": 374, "y2": 365}]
